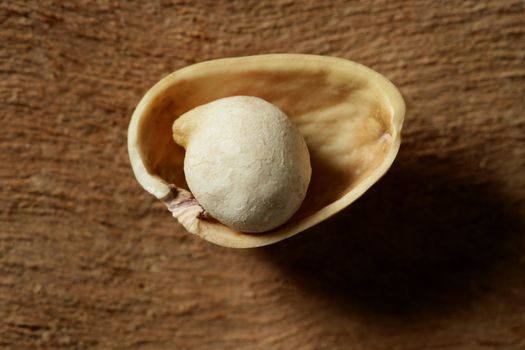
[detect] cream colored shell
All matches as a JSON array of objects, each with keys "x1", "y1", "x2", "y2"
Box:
[
  {"x1": 128, "y1": 54, "x2": 405, "y2": 248},
  {"x1": 172, "y1": 96, "x2": 311, "y2": 233}
]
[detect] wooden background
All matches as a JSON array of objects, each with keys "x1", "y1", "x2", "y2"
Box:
[{"x1": 1, "y1": 1, "x2": 524, "y2": 349}]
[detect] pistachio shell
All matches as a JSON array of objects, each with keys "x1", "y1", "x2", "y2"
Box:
[{"x1": 128, "y1": 54, "x2": 405, "y2": 248}]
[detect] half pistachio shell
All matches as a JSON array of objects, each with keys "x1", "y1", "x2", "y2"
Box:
[{"x1": 128, "y1": 54, "x2": 405, "y2": 248}]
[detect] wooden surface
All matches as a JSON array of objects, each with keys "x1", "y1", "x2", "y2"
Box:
[{"x1": 1, "y1": 1, "x2": 525, "y2": 349}]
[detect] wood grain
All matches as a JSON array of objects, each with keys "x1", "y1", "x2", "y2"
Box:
[{"x1": 1, "y1": 0, "x2": 524, "y2": 349}]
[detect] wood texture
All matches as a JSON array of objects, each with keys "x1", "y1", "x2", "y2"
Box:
[{"x1": 1, "y1": 1, "x2": 524, "y2": 349}]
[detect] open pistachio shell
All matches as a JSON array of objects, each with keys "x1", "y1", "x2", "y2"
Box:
[{"x1": 128, "y1": 54, "x2": 405, "y2": 248}]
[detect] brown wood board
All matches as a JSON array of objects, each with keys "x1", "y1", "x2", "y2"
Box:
[{"x1": 1, "y1": 1, "x2": 525, "y2": 349}]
